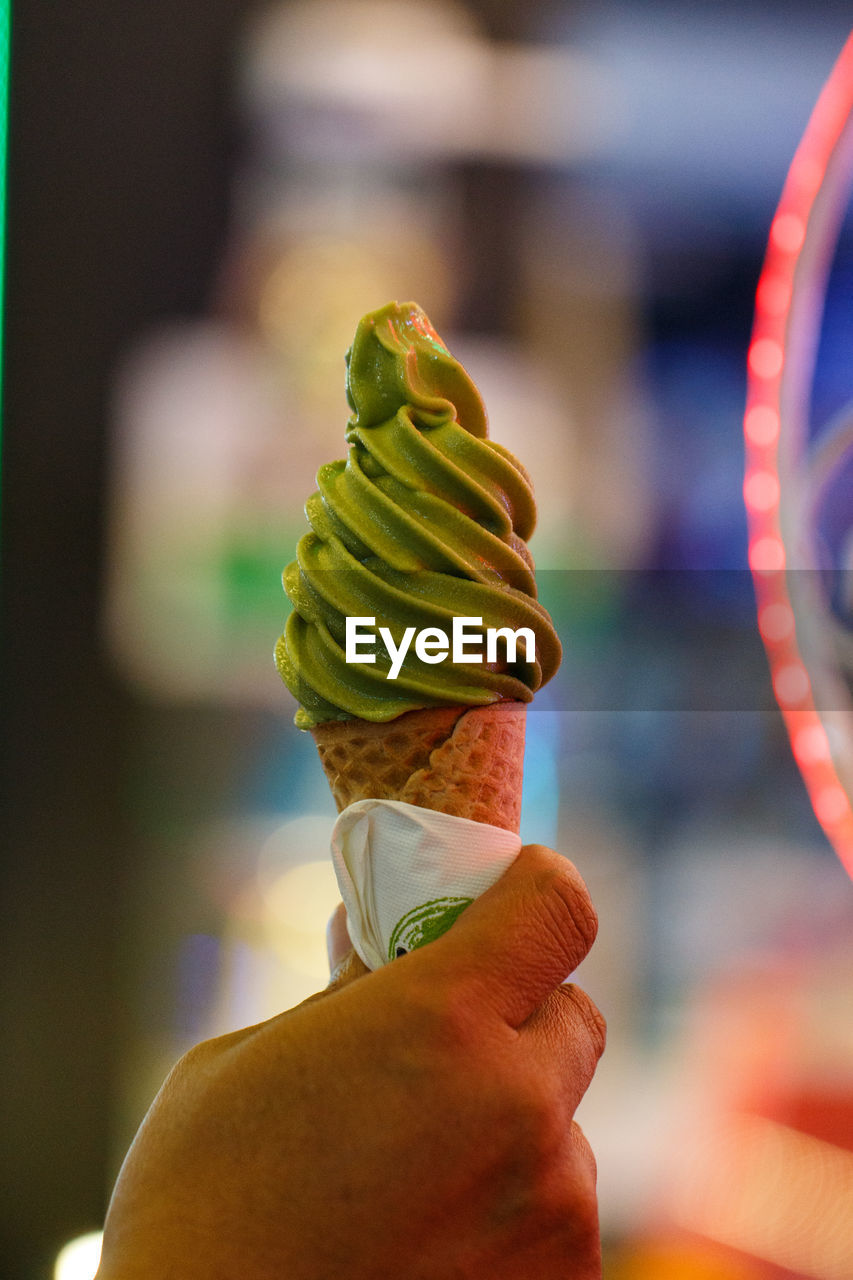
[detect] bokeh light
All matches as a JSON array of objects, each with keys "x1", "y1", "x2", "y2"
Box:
[
  {"x1": 748, "y1": 535, "x2": 786, "y2": 572},
  {"x1": 744, "y1": 405, "x2": 780, "y2": 446},
  {"x1": 770, "y1": 211, "x2": 807, "y2": 253},
  {"x1": 672, "y1": 1116, "x2": 853, "y2": 1279},
  {"x1": 755, "y1": 273, "x2": 791, "y2": 318},
  {"x1": 793, "y1": 722, "x2": 831, "y2": 765},
  {"x1": 747, "y1": 338, "x2": 784, "y2": 380},
  {"x1": 263, "y1": 860, "x2": 341, "y2": 936},
  {"x1": 742, "y1": 469, "x2": 780, "y2": 512},
  {"x1": 773, "y1": 662, "x2": 811, "y2": 706},
  {"x1": 758, "y1": 602, "x2": 795, "y2": 642},
  {"x1": 54, "y1": 1233, "x2": 102, "y2": 1280}
]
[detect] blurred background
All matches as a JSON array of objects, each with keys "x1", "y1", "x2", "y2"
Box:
[{"x1": 3, "y1": 1, "x2": 853, "y2": 1277}]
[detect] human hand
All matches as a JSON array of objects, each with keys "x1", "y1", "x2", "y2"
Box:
[{"x1": 97, "y1": 843, "x2": 605, "y2": 1279}]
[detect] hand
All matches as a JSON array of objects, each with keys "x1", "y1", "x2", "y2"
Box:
[{"x1": 96, "y1": 844, "x2": 605, "y2": 1279}]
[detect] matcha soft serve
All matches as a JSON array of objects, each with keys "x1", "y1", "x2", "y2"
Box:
[{"x1": 275, "y1": 302, "x2": 561, "y2": 727}]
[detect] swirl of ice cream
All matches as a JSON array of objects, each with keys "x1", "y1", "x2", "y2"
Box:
[{"x1": 276, "y1": 301, "x2": 561, "y2": 727}]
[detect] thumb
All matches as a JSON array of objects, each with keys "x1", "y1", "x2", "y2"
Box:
[
  {"x1": 425, "y1": 843, "x2": 598, "y2": 1029},
  {"x1": 325, "y1": 902, "x2": 370, "y2": 989}
]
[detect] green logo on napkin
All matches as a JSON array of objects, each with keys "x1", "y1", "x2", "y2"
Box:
[{"x1": 388, "y1": 896, "x2": 473, "y2": 960}]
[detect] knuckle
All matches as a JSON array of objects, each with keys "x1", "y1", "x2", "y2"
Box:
[
  {"x1": 170, "y1": 1039, "x2": 214, "y2": 1077},
  {"x1": 537, "y1": 864, "x2": 598, "y2": 959},
  {"x1": 164, "y1": 1023, "x2": 251, "y2": 1090},
  {"x1": 485, "y1": 1081, "x2": 602, "y2": 1259},
  {"x1": 559, "y1": 985, "x2": 607, "y2": 1058},
  {"x1": 403, "y1": 975, "x2": 480, "y2": 1053},
  {"x1": 164, "y1": 1036, "x2": 221, "y2": 1087},
  {"x1": 534, "y1": 1125, "x2": 601, "y2": 1245},
  {"x1": 501, "y1": 1079, "x2": 566, "y2": 1172},
  {"x1": 571, "y1": 1121, "x2": 598, "y2": 1182},
  {"x1": 154, "y1": 1042, "x2": 216, "y2": 1113}
]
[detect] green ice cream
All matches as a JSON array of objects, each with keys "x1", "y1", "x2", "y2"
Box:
[{"x1": 276, "y1": 301, "x2": 561, "y2": 728}]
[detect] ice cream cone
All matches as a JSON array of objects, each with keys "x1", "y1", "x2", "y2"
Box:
[
  {"x1": 278, "y1": 303, "x2": 558, "y2": 846},
  {"x1": 311, "y1": 701, "x2": 526, "y2": 833}
]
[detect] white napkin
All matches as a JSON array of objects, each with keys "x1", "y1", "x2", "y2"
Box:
[{"x1": 330, "y1": 799, "x2": 522, "y2": 970}]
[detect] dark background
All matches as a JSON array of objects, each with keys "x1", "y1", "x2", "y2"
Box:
[{"x1": 2, "y1": 3, "x2": 244, "y2": 1271}]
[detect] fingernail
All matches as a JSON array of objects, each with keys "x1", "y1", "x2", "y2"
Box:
[{"x1": 326, "y1": 902, "x2": 351, "y2": 973}]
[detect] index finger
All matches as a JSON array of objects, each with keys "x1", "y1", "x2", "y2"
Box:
[{"x1": 425, "y1": 843, "x2": 598, "y2": 1028}]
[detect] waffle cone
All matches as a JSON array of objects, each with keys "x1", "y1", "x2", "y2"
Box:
[{"x1": 311, "y1": 702, "x2": 526, "y2": 833}]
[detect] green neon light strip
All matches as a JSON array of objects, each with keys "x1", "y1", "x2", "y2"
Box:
[{"x1": 0, "y1": 0, "x2": 8, "y2": 501}]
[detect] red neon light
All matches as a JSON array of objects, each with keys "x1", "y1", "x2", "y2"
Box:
[
  {"x1": 748, "y1": 535, "x2": 786, "y2": 572},
  {"x1": 773, "y1": 663, "x2": 810, "y2": 707},
  {"x1": 743, "y1": 470, "x2": 780, "y2": 512},
  {"x1": 745, "y1": 33, "x2": 853, "y2": 878},
  {"x1": 770, "y1": 212, "x2": 807, "y2": 253},
  {"x1": 757, "y1": 602, "x2": 795, "y2": 644},
  {"x1": 755, "y1": 273, "x2": 791, "y2": 317},
  {"x1": 747, "y1": 337, "x2": 784, "y2": 379},
  {"x1": 792, "y1": 723, "x2": 831, "y2": 765},
  {"x1": 744, "y1": 405, "x2": 780, "y2": 447}
]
